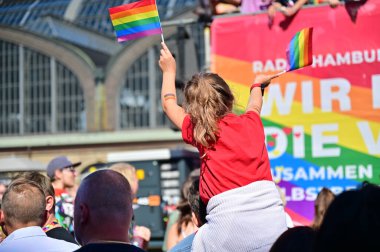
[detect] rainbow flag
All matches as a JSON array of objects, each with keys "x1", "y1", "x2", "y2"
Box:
[
  {"x1": 109, "y1": 0, "x2": 162, "y2": 42},
  {"x1": 286, "y1": 27, "x2": 313, "y2": 71}
]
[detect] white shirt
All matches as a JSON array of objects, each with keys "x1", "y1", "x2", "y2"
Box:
[{"x1": 0, "y1": 226, "x2": 80, "y2": 252}]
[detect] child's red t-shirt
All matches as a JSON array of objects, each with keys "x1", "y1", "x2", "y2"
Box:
[{"x1": 182, "y1": 111, "x2": 272, "y2": 204}]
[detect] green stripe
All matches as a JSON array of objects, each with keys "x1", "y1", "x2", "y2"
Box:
[
  {"x1": 114, "y1": 16, "x2": 160, "y2": 31},
  {"x1": 293, "y1": 33, "x2": 300, "y2": 69}
]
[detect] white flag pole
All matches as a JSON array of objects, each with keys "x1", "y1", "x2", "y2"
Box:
[{"x1": 155, "y1": 0, "x2": 165, "y2": 43}]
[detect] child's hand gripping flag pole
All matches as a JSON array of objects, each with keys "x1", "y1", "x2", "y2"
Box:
[
  {"x1": 109, "y1": 0, "x2": 165, "y2": 43},
  {"x1": 270, "y1": 27, "x2": 314, "y2": 80}
]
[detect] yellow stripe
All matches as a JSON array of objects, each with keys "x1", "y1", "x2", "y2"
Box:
[
  {"x1": 298, "y1": 30, "x2": 305, "y2": 68},
  {"x1": 227, "y1": 79, "x2": 380, "y2": 157},
  {"x1": 228, "y1": 80, "x2": 250, "y2": 112},
  {"x1": 111, "y1": 10, "x2": 158, "y2": 26}
]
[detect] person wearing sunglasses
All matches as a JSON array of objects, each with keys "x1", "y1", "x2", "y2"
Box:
[{"x1": 47, "y1": 156, "x2": 81, "y2": 236}]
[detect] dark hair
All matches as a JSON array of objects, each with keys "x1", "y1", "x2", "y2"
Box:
[
  {"x1": 187, "y1": 178, "x2": 207, "y2": 226},
  {"x1": 176, "y1": 175, "x2": 198, "y2": 235},
  {"x1": 187, "y1": 178, "x2": 199, "y2": 215},
  {"x1": 75, "y1": 170, "x2": 134, "y2": 245},
  {"x1": 270, "y1": 226, "x2": 316, "y2": 252},
  {"x1": 312, "y1": 188, "x2": 335, "y2": 230},
  {"x1": 315, "y1": 184, "x2": 380, "y2": 252},
  {"x1": 2, "y1": 179, "x2": 46, "y2": 228}
]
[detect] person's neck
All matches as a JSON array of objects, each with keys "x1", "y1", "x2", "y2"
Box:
[
  {"x1": 52, "y1": 180, "x2": 64, "y2": 191},
  {"x1": 43, "y1": 213, "x2": 59, "y2": 228},
  {"x1": 87, "y1": 239, "x2": 131, "y2": 245},
  {"x1": 82, "y1": 230, "x2": 130, "y2": 246}
]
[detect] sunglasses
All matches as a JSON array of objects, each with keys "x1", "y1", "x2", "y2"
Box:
[{"x1": 62, "y1": 166, "x2": 76, "y2": 172}]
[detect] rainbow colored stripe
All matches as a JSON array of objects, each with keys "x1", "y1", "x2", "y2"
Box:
[
  {"x1": 109, "y1": 0, "x2": 162, "y2": 42},
  {"x1": 286, "y1": 27, "x2": 313, "y2": 71}
]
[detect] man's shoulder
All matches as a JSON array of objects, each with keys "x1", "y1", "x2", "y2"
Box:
[
  {"x1": 45, "y1": 236, "x2": 80, "y2": 250},
  {"x1": 46, "y1": 227, "x2": 78, "y2": 244},
  {"x1": 0, "y1": 228, "x2": 79, "y2": 251},
  {"x1": 75, "y1": 243, "x2": 145, "y2": 252}
]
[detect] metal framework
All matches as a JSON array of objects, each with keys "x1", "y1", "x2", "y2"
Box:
[
  {"x1": 0, "y1": 0, "x2": 205, "y2": 135},
  {"x1": 0, "y1": 40, "x2": 85, "y2": 135},
  {"x1": 118, "y1": 21, "x2": 206, "y2": 129}
]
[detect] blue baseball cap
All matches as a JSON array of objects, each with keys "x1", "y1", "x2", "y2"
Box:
[{"x1": 46, "y1": 156, "x2": 81, "y2": 179}]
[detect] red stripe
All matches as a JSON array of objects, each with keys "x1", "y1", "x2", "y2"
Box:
[
  {"x1": 109, "y1": 0, "x2": 155, "y2": 15},
  {"x1": 110, "y1": 4, "x2": 157, "y2": 20},
  {"x1": 307, "y1": 27, "x2": 313, "y2": 65}
]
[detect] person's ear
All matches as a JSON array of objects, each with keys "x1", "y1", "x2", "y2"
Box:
[
  {"x1": 79, "y1": 204, "x2": 89, "y2": 224},
  {"x1": 0, "y1": 210, "x2": 8, "y2": 236},
  {"x1": 54, "y1": 169, "x2": 62, "y2": 180},
  {"x1": 46, "y1": 196, "x2": 54, "y2": 212},
  {"x1": 0, "y1": 210, "x2": 4, "y2": 225}
]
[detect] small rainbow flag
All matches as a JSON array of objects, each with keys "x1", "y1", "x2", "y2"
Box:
[
  {"x1": 109, "y1": 0, "x2": 163, "y2": 43},
  {"x1": 286, "y1": 27, "x2": 313, "y2": 71}
]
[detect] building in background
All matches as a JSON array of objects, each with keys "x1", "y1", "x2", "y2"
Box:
[
  {"x1": 0, "y1": 1, "x2": 205, "y2": 248},
  {"x1": 0, "y1": 0, "x2": 205, "y2": 163}
]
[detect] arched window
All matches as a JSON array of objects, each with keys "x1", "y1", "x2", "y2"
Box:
[
  {"x1": 0, "y1": 40, "x2": 86, "y2": 135},
  {"x1": 119, "y1": 47, "x2": 172, "y2": 129}
]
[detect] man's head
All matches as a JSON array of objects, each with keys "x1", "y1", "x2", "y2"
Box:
[
  {"x1": 74, "y1": 169, "x2": 133, "y2": 245},
  {"x1": 15, "y1": 172, "x2": 55, "y2": 215},
  {"x1": 0, "y1": 178, "x2": 46, "y2": 236},
  {"x1": 47, "y1": 156, "x2": 81, "y2": 189}
]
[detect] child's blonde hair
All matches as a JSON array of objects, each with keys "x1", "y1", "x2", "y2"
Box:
[{"x1": 183, "y1": 73, "x2": 234, "y2": 148}]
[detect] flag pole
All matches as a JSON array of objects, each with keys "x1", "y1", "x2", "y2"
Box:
[
  {"x1": 261, "y1": 70, "x2": 286, "y2": 96},
  {"x1": 270, "y1": 70, "x2": 286, "y2": 80},
  {"x1": 155, "y1": 0, "x2": 165, "y2": 43}
]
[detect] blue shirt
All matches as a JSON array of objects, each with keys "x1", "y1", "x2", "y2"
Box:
[
  {"x1": 169, "y1": 233, "x2": 196, "y2": 252},
  {"x1": 0, "y1": 226, "x2": 80, "y2": 252}
]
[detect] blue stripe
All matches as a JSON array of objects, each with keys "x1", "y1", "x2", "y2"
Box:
[
  {"x1": 287, "y1": 35, "x2": 299, "y2": 71},
  {"x1": 116, "y1": 22, "x2": 161, "y2": 37}
]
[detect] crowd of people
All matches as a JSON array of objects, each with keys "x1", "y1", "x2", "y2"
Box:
[
  {"x1": 0, "y1": 158, "x2": 379, "y2": 251},
  {"x1": 196, "y1": 0, "x2": 351, "y2": 22},
  {"x1": 0, "y1": 40, "x2": 379, "y2": 251}
]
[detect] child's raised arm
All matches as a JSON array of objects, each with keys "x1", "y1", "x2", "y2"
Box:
[
  {"x1": 159, "y1": 42, "x2": 187, "y2": 129},
  {"x1": 246, "y1": 74, "x2": 273, "y2": 115}
]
